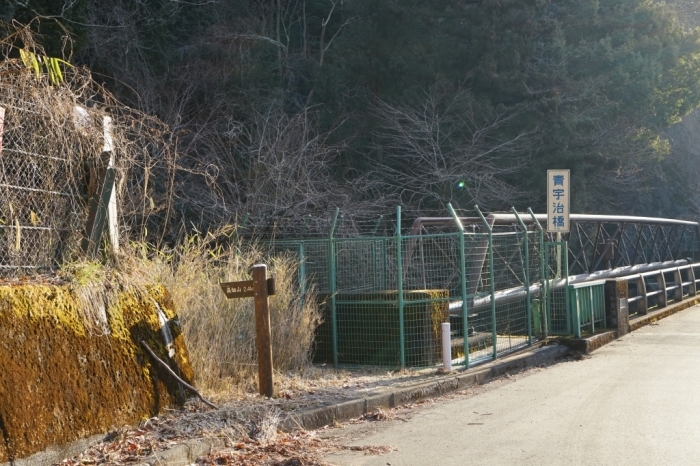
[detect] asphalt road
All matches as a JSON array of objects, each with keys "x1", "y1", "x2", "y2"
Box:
[{"x1": 325, "y1": 305, "x2": 700, "y2": 466}]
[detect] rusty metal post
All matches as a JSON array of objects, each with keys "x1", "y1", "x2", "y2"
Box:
[{"x1": 252, "y1": 264, "x2": 274, "y2": 398}]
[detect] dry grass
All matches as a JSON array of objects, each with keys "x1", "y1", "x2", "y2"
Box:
[{"x1": 118, "y1": 233, "x2": 322, "y2": 395}]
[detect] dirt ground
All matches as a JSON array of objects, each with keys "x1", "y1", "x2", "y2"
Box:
[{"x1": 56, "y1": 363, "x2": 559, "y2": 465}]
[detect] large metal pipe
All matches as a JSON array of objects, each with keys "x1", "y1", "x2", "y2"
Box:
[
  {"x1": 408, "y1": 214, "x2": 698, "y2": 234},
  {"x1": 448, "y1": 259, "x2": 690, "y2": 315},
  {"x1": 408, "y1": 211, "x2": 698, "y2": 316}
]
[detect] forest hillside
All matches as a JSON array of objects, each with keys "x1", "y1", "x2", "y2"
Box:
[{"x1": 3, "y1": 0, "x2": 700, "y2": 238}]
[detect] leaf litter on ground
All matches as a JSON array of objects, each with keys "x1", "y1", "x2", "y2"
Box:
[{"x1": 57, "y1": 399, "x2": 395, "y2": 466}]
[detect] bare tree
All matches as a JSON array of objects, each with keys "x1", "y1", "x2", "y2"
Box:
[
  {"x1": 179, "y1": 101, "x2": 393, "y2": 235},
  {"x1": 371, "y1": 87, "x2": 537, "y2": 211}
]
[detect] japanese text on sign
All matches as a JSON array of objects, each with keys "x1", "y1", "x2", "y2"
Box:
[
  {"x1": 227, "y1": 284, "x2": 253, "y2": 294},
  {"x1": 219, "y1": 280, "x2": 255, "y2": 299},
  {"x1": 547, "y1": 169, "x2": 570, "y2": 233}
]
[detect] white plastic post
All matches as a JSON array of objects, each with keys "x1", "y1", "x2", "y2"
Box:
[
  {"x1": 103, "y1": 116, "x2": 119, "y2": 253},
  {"x1": 0, "y1": 106, "x2": 5, "y2": 155},
  {"x1": 442, "y1": 322, "x2": 452, "y2": 372}
]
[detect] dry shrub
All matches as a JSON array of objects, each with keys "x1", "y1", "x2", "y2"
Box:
[{"x1": 121, "y1": 234, "x2": 321, "y2": 394}]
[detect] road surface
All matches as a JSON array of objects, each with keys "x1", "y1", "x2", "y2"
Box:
[{"x1": 325, "y1": 305, "x2": 700, "y2": 465}]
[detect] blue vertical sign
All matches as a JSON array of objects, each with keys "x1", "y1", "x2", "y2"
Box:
[{"x1": 547, "y1": 169, "x2": 570, "y2": 233}]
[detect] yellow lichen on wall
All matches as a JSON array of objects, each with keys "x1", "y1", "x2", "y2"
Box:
[{"x1": 0, "y1": 284, "x2": 193, "y2": 463}]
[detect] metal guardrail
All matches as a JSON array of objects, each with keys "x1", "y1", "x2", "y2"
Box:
[{"x1": 623, "y1": 264, "x2": 700, "y2": 316}]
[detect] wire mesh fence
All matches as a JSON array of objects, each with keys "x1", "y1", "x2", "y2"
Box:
[
  {"x1": 0, "y1": 93, "x2": 91, "y2": 274},
  {"x1": 544, "y1": 241, "x2": 570, "y2": 335},
  {"x1": 491, "y1": 232, "x2": 536, "y2": 358},
  {"x1": 0, "y1": 28, "x2": 180, "y2": 277},
  {"x1": 259, "y1": 207, "x2": 572, "y2": 370}
]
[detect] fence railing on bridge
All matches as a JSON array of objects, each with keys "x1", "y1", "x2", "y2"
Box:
[
  {"x1": 263, "y1": 206, "x2": 568, "y2": 369},
  {"x1": 260, "y1": 207, "x2": 700, "y2": 370}
]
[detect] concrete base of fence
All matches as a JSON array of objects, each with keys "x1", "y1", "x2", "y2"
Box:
[
  {"x1": 560, "y1": 294, "x2": 700, "y2": 355},
  {"x1": 605, "y1": 279, "x2": 630, "y2": 336},
  {"x1": 557, "y1": 331, "x2": 617, "y2": 353},
  {"x1": 279, "y1": 343, "x2": 569, "y2": 432},
  {"x1": 140, "y1": 438, "x2": 226, "y2": 466}
]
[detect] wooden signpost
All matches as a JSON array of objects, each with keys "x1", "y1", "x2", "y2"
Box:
[{"x1": 219, "y1": 264, "x2": 276, "y2": 397}]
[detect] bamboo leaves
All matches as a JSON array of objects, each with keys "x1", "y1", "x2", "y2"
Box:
[{"x1": 19, "y1": 49, "x2": 71, "y2": 85}]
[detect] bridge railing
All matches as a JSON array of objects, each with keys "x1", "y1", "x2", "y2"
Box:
[{"x1": 623, "y1": 264, "x2": 700, "y2": 318}]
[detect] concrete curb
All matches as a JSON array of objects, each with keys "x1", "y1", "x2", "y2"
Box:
[
  {"x1": 0, "y1": 435, "x2": 226, "y2": 466},
  {"x1": 140, "y1": 438, "x2": 226, "y2": 466},
  {"x1": 629, "y1": 297, "x2": 700, "y2": 332},
  {"x1": 557, "y1": 296, "x2": 700, "y2": 355},
  {"x1": 0, "y1": 434, "x2": 104, "y2": 466},
  {"x1": 278, "y1": 343, "x2": 569, "y2": 432},
  {"x1": 558, "y1": 330, "x2": 617, "y2": 353}
]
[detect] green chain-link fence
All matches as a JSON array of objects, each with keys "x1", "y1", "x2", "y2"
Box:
[{"x1": 261, "y1": 205, "x2": 571, "y2": 369}]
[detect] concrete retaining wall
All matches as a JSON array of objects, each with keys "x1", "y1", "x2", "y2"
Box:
[{"x1": 0, "y1": 283, "x2": 193, "y2": 463}]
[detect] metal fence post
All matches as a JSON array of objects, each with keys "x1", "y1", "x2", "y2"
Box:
[
  {"x1": 528, "y1": 208, "x2": 548, "y2": 338},
  {"x1": 475, "y1": 205, "x2": 497, "y2": 360},
  {"x1": 689, "y1": 266, "x2": 697, "y2": 296},
  {"x1": 448, "y1": 203, "x2": 469, "y2": 368},
  {"x1": 236, "y1": 213, "x2": 250, "y2": 236},
  {"x1": 512, "y1": 208, "x2": 532, "y2": 345},
  {"x1": 371, "y1": 215, "x2": 384, "y2": 236},
  {"x1": 299, "y1": 241, "x2": 306, "y2": 309},
  {"x1": 658, "y1": 271, "x2": 668, "y2": 308},
  {"x1": 372, "y1": 215, "x2": 384, "y2": 290},
  {"x1": 396, "y1": 206, "x2": 406, "y2": 368},
  {"x1": 572, "y1": 285, "x2": 582, "y2": 338},
  {"x1": 328, "y1": 208, "x2": 340, "y2": 367},
  {"x1": 383, "y1": 238, "x2": 389, "y2": 291}
]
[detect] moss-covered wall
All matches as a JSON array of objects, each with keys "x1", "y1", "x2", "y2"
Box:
[{"x1": 0, "y1": 284, "x2": 194, "y2": 463}]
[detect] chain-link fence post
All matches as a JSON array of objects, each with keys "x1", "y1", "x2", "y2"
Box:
[
  {"x1": 299, "y1": 241, "x2": 307, "y2": 310},
  {"x1": 396, "y1": 205, "x2": 406, "y2": 368},
  {"x1": 475, "y1": 205, "x2": 497, "y2": 360},
  {"x1": 328, "y1": 208, "x2": 340, "y2": 367},
  {"x1": 512, "y1": 208, "x2": 532, "y2": 346},
  {"x1": 448, "y1": 203, "x2": 469, "y2": 368},
  {"x1": 528, "y1": 208, "x2": 547, "y2": 338},
  {"x1": 371, "y1": 215, "x2": 383, "y2": 290}
]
